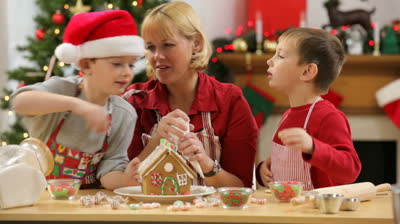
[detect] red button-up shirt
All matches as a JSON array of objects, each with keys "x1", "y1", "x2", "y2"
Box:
[{"x1": 124, "y1": 72, "x2": 258, "y2": 187}]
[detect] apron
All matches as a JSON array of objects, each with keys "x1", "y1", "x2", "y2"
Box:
[
  {"x1": 270, "y1": 97, "x2": 322, "y2": 191},
  {"x1": 46, "y1": 84, "x2": 112, "y2": 189},
  {"x1": 142, "y1": 111, "x2": 221, "y2": 185}
]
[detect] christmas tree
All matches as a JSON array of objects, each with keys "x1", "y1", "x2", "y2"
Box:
[{"x1": 0, "y1": 0, "x2": 168, "y2": 145}]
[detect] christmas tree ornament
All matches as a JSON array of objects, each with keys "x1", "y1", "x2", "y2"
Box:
[
  {"x1": 376, "y1": 79, "x2": 400, "y2": 128},
  {"x1": 263, "y1": 39, "x2": 277, "y2": 53},
  {"x1": 52, "y1": 10, "x2": 65, "y2": 25},
  {"x1": 35, "y1": 29, "x2": 45, "y2": 40},
  {"x1": 232, "y1": 38, "x2": 248, "y2": 52},
  {"x1": 69, "y1": 0, "x2": 91, "y2": 15}
]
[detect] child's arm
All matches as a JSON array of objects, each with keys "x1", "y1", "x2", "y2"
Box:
[
  {"x1": 13, "y1": 90, "x2": 81, "y2": 116},
  {"x1": 13, "y1": 90, "x2": 109, "y2": 133},
  {"x1": 100, "y1": 157, "x2": 141, "y2": 190}
]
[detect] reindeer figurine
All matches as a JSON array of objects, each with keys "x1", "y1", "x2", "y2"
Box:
[{"x1": 323, "y1": 0, "x2": 375, "y2": 32}]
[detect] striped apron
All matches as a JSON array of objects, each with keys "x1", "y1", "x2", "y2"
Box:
[{"x1": 270, "y1": 97, "x2": 322, "y2": 191}]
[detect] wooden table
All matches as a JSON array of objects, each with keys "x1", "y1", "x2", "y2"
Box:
[{"x1": 0, "y1": 189, "x2": 394, "y2": 224}]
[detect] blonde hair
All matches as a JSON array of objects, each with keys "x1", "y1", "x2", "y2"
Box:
[{"x1": 142, "y1": 1, "x2": 212, "y2": 78}]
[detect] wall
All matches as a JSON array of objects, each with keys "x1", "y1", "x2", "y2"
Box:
[
  {"x1": 0, "y1": 0, "x2": 8, "y2": 132},
  {"x1": 176, "y1": 0, "x2": 247, "y2": 41},
  {"x1": 307, "y1": 0, "x2": 400, "y2": 28}
]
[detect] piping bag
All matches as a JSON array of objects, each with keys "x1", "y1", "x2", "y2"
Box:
[{"x1": 170, "y1": 117, "x2": 204, "y2": 178}]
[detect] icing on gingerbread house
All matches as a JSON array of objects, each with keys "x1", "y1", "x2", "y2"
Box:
[{"x1": 138, "y1": 139, "x2": 196, "y2": 195}]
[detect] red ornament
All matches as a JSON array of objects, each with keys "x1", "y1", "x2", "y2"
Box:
[
  {"x1": 138, "y1": 0, "x2": 143, "y2": 6},
  {"x1": 17, "y1": 83, "x2": 25, "y2": 89},
  {"x1": 52, "y1": 10, "x2": 65, "y2": 25},
  {"x1": 35, "y1": 29, "x2": 45, "y2": 40}
]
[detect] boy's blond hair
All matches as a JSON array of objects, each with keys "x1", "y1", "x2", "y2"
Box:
[
  {"x1": 279, "y1": 28, "x2": 345, "y2": 92},
  {"x1": 141, "y1": 1, "x2": 212, "y2": 78}
]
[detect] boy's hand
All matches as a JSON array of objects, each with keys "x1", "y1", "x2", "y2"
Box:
[
  {"x1": 259, "y1": 157, "x2": 273, "y2": 186},
  {"x1": 124, "y1": 157, "x2": 141, "y2": 186},
  {"x1": 73, "y1": 100, "x2": 109, "y2": 133},
  {"x1": 278, "y1": 128, "x2": 314, "y2": 154}
]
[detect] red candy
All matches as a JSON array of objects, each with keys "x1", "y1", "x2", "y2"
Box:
[{"x1": 269, "y1": 181, "x2": 303, "y2": 202}]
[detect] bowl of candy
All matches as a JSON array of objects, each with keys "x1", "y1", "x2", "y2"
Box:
[
  {"x1": 268, "y1": 181, "x2": 303, "y2": 202},
  {"x1": 47, "y1": 179, "x2": 81, "y2": 200},
  {"x1": 217, "y1": 187, "x2": 254, "y2": 209}
]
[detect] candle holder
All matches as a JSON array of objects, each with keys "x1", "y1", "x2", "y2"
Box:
[
  {"x1": 256, "y1": 42, "x2": 263, "y2": 55},
  {"x1": 373, "y1": 42, "x2": 381, "y2": 56}
]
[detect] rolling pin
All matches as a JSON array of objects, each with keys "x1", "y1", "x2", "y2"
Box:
[{"x1": 291, "y1": 182, "x2": 391, "y2": 205}]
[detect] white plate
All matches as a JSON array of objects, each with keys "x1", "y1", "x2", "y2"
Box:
[{"x1": 113, "y1": 185, "x2": 216, "y2": 203}]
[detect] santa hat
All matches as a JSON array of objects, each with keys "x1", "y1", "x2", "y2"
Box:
[
  {"x1": 375, "y1": 79, "x2": 400, "y2": 128},
  {"x1": 55, "y1": 10, "x2": 144, "y2": 67}
]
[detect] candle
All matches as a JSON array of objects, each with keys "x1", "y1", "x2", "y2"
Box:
[
  {"x1": 256, "y1": 11, "x2": 263, "y2": 44},
  {"x1": 374, "y1": 22, "x2": 380, "y2": 44}
]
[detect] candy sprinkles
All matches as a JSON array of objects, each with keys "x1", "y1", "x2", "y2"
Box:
[{"x1": 78, "y1": 191, "x2": 266, "y2": 210}]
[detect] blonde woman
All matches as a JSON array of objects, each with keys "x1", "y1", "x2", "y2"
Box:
[{"x1": 124, "y1": 1, "x2": 258, "y2": 188}]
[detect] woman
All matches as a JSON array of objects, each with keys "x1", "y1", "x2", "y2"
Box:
[{"x1": 124, "y1": 1, "x2": 258, "y2": 188}]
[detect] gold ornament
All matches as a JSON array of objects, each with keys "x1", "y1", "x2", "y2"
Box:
[
  {"x1": 263, "y1": 39, "x2": 277, "y2": 53},
  {"x1": 69, "y1": 0, "x2": 91, "y2": 15},
  {"x1": 232, "y1": 38, "x2": 248, "y2": 52}
]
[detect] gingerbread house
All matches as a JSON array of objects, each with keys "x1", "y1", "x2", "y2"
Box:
[{"x1": 138, "y1": 139, "x2": 196, "y2": 195}]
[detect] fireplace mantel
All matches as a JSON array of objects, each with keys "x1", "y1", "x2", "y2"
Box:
[{"x1": 218, "y1": 53, "x2": 400, "y2": 114}]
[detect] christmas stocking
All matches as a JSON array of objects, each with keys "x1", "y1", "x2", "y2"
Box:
[
  {"x1": 376, "y1": 79, "x2": 400, "y2": 128},
  {"x1": 321, "y1": 89, "x2": 343, "y2": 108},
  {"x1": 243, "y1": 83, "x2": 275, "y2": 128}
]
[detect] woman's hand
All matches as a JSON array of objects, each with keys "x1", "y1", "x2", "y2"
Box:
[
  {"x1": 259, "y1": 157, "x2": 273, "y2": 186},
  {"x1": 178, "y1": 132, "x2": 214, "y2": 172},
  {"x1": 278, "y1": 128, "x2": 314, "y2": 154},
  {"x1": 155, "y1": 109, "x2": 190, "y2": 143}
]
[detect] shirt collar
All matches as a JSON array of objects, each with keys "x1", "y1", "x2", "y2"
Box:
[{"x1": 139, "y1": 72, "x2": 219, "y2": 116}]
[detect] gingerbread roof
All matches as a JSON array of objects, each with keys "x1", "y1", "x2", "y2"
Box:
[{"x1": 138, "y1": 139, "x2": 196, "y2": 179}]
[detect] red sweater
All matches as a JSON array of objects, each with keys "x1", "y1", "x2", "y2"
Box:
[
  {"x1": 257, "y1": 100, "x2": 361, "y2": 188},
  {"x1": 125, "y1": 72, "x2": 258, "y2": 187}
]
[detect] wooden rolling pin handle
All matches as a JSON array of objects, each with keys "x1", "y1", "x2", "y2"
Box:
[{"x1": 375, "y1": 183, "x2": 391, "y2": 192}]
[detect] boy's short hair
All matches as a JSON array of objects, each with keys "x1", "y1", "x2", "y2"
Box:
[
  {"x1": 141, "y1": 1, "x2": 212, "y2": 78},
  {"x1": 279, "y1": 28, "x2": 345, "y2": 92},
  {"x1": 55, "y1": 10, "x2": 145, "y2": 68}
]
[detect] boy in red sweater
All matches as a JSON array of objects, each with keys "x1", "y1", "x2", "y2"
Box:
[{"x1": 256, "y1": 28, "x2": 361, "y2": 190}]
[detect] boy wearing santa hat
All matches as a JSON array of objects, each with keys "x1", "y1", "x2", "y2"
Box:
[{"x1": 12, "y1": 10, "x2": 144, "y2": 190}]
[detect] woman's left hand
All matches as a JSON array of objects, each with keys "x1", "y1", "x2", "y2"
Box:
[{"x1": 178, "y1": 132, "x2": 214, "y2": 171}]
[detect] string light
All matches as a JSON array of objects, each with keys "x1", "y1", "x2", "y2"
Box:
[
  {"x1": 43, "y1": 66, "x2": 49, "y2": 71},
  {"x1": 54, "y1": 28, "x2": 60, "y2": 35},
  {"x1": 8, "y1": 111, "x2": 13, "y2": 116},
  {"x1": 132, "y1": 1, "x2": 138, "y2": 6},
  {"x1": 23, "y1": 133, "x2": 29, "y2": 138},
  {"x1": 58, "y1": 62, "x2": 65, "y2": 67},
  {"x1": 1, "y1": 142, "x2": 6, "y2": 146},
  {"x1": 107, "y1": 3, "x2": 114, "y2": 9},
  {"x1": 4, "y1": 96, "x2": 10, "y2": 101},
  {"x1": 64, "y1": 4, "x2": 70, "y2": 9}
]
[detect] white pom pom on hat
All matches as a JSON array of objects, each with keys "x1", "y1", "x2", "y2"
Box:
[
  {"x1": 54, "y1": 10, "x2": 145, "y2": 66},
  {"x1": 55, "y1": 43, "x2": 79, "y2": 64}
]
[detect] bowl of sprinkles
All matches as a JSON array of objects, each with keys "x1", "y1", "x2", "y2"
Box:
[
  {"x1": 47, "y1": 179, "x2": 81, "y2": 200},
  {"x1": 268, "y1": 181, "x2": 303, "y2": 202},
  {"x1": 217, "y1": 187, "x2": 254, "y2": 209}
]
